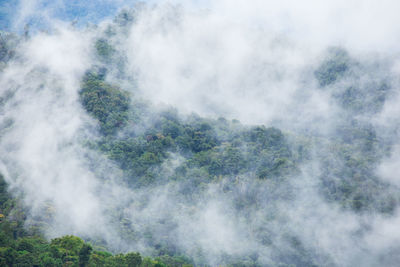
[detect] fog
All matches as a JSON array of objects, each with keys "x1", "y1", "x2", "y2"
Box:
[{"x1": 1, "y1": 0, "x2": 400, "y2": 266}]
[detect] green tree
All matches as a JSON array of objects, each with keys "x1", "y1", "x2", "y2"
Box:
[
  {"x1": 79, "y1": 243, "x2": 93, "y2": 267},
  {"x1": 125, "y1": 252, "x2": 142, "y2": 267}
]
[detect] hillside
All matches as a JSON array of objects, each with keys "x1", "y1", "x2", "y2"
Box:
[{"x1": 1, "y1": 2, "x2": 400, "y2": 267}]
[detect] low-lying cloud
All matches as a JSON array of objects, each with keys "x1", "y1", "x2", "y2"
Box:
[{"x1": 1, "y1": 1, "x2": 400, "y2": 266}]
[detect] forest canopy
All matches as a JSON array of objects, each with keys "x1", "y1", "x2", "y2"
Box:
[{"x1": 1, "y1": 2, "x2": 400, "y2": 267}]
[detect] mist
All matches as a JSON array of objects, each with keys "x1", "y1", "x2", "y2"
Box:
[{"x1": 1, "y1": 0, "x2": 400, "y2": 266}]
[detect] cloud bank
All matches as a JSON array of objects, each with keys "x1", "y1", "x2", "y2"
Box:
[{"x1": 1, "y1": 0, "x2": 400, "y2": 266}]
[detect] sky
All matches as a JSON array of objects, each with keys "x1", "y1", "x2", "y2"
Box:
[
  {"x1": 0, "y1": 0, "x2": 138, "y2": 31},
  {"x1": 3, "y1": 0, "x2": 209, "y2": 32}
]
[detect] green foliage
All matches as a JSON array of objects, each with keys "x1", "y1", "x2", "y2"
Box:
[
  {"x1": 154, "y1": 255, "x2": 193, "y2": 267},
  {"x1": 125, "y1": 252, "x2": 142, "y2": 267},
  {"x1": 315, "y1": 48, "x2": 390, "y2": 115},
  {"x1": 0, "y1": 247, "x2": 17, "y2": 266},
  {"x1": 337, "y1": 81, "x2": 389, "y2": 115},
  {"x1": 79, "y1": 243, "x2": 93, "y2": 267},
  {"x1": 80, "y1": 72, "x2": 130, "y2": 135},
  {"x1": 114, "y1": 9, "x2": 136, "y2": 27},
  {"x1": 95, "y1": 39, "x2": 115, "y2": 63},
  {"x1": 0, "y1": 228, "x2": 164, "y2": 267},
  {"x1": 93, "y1": 106, "x2": 297, "y2": 188},
  {"x1": 0, "y1": 31, "x2": 17, "y2": 65},
  {"x1": 246, "y1": 126, "x2": 286, "y2": 149},
  {"x1": 314, "y1": 47, "x2": 350, "y2": 87},
  {"x1": 1, "y1": 23, "x2": 398, "y2": 266},
  {"x1": 0, "y1": 175, "x2": 191, "y2": 267},
  {"x1": 175, "y1": 123, "x2": 218, "y2": 153},
  {"x1": 51, "y1": 235, "x2": 85, "y2": 255}
]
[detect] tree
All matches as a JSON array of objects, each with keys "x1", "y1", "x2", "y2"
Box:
[
  {"x1": 79, "y1": 243, "x2": 93, "y2": 267},
  {"x1": 125, "y1": 252, "x2": 142, "y2": 267}
]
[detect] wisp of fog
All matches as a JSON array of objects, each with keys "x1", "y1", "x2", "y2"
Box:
[{"x1": 1, "y1": 0, "x2": 400, "y2": 266}]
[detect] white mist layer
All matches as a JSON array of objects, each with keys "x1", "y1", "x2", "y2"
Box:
[
  {"x1": 125, "y1": 0, "x2": 400, "y2": 126},
  {"x1": 0, "y1": 26, "x2": 120, "y2": 242},
  {"x1": 1, "y1": 1, "x2": 400, "y2": 266}
]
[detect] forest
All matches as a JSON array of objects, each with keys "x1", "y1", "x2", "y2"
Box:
[{"x1": 1, "y1": 1, "x2": 400, "y2": 267}]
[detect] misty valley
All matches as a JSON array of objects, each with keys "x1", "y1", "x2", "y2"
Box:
[{"x1": 1, "y1": 2, "x2": 400, "y2": 267}]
